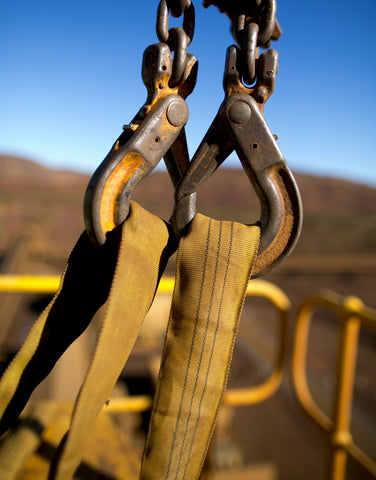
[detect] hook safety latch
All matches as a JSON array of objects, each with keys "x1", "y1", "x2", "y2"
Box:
[{"x1": 172, "y1": 46, "x2": 302, "y2": 277}]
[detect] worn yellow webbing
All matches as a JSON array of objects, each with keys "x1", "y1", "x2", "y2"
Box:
[
  {"x1": 140, "y1": 214, "x2": 260, "y2": 480},
  {"x1": 0, "y1": 202, "x2": 259, "y2": 480},
  {"x1": 50, "y1": 202, "x2": 175, "y2": 480},
  {"x1": 0, "y1": 220, "x2": 122, "y2": 436}
]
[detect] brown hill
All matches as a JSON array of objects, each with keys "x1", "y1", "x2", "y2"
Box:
[
  {"x1": 0, "y1": 155, "x2": 88, "y2": 186},
  {"x1": 1, "y1": 154, "x2": 376, "y2": 278},
  {"x1": 133, "y1": 166, "x2": 376, "y2": 258},
  {"x1": 0, "y1": 155, "x2": 88, "y2": 265}
]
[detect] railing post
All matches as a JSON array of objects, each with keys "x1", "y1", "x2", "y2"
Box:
[{"x1": 328, "y1": 297, "x2": 362, "y2": 480}]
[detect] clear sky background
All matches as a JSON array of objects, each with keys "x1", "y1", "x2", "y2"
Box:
[{"x1": 1, "y1": 0, "x2": 376, "y2": 186}]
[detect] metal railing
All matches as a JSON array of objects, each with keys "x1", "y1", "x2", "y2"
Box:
[
  {"x1": 1, "y1": 275, "x2": 376, "y2": 479},
  {"x1": 224, "y1": 278, "x2": 290, "y2": 406},
  {"x1": 0, "y1": 274, "x2": 290, "y2": 408},
  {"x1": 292, "y1": 291, "x2": 376, "y2": 479}
]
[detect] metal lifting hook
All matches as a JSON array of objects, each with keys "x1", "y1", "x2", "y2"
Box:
[
  {"x1": 172, "y1": 45, "x2": 302, "y2": 277},
  {"x1": 84, "y1": 42, "x2": 198, "y2": 246}
]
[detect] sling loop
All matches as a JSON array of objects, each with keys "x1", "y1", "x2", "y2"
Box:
[
  {"x1": 50, "y1": 203, "x2": 177, "y2": 480},
  {"x1": 140, "y1": 215, "x2": 259, "y2": 479},
  {"x1": 0, "y1": 203, "x2": 259, "y2": 479},
  {"x1": 0, "y1": 203, "x2": 175, "y2": 438}
]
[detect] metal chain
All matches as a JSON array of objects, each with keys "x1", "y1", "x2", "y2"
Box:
[
  {"x1": 232, "y1": 0, "x2": 277, "y2": 48},
  {"x1": 167, "y1": 0, "x2": 192, "y2": 18},
  {"x1": 156, "y1": 0, "x2": 195, "y2": 87},
  {"x1": 241, "y1": 21, "x2": 259, "y2": 85},
  {"x1": 235, "y1": 0, "x2": 278, "y2": 87},
  {"x1": 204, "y1": 0, "x2": 282, "y2": 88}
]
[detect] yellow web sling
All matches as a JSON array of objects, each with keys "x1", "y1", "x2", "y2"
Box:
[
  {"x1": 140, "y1": 214, "x2": 260, "y2": 479},
  {"x1": 0, "y1": 218, "x2": 122, "y2": 434},
  {"x1": 0, "y1": 202, "x2": 259, "y2": 480},
  {"x1": 48, "y1": 202, "x2": 176, "y2": 479},
  {"x1": 0, "y1": 203, "x2": 174, "y2": 475},
  {"x1": 51, "y1": 212, "x2": 259, "y2": 479}
]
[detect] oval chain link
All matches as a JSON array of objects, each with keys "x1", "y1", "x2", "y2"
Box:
[
  {"x1": 156, "y1": 0, "x2": 195, "y2": 87},
  {"x1": 232, "y1": 0, "x2": 278, "y2": 87},
  {"x1": 257, "y1": 0, "x2": 277, "y2": 47},
  {"x1": 157, "y1": 0, "x2": 195, "y2": 44},
  {"x1": 167, "y1": 0, "x2": 192, "y2": 18},
  {"x1": 167, "y1": 27, "x2": 189, "y2": 87},
  {"x1": 243, "y1": 21, "x2": 259, "y2": 85}
]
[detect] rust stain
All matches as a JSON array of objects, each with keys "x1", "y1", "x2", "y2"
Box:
[{"x1": 100, "y1": 153, "x2": 143, "y2": 233}]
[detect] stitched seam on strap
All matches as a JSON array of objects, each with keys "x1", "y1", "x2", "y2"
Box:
[
  {"x1": 165, "y1": 218, "x2": 212, "y2": 479},
  {"x1": 176, "y1": 221, "x2": 223, "y2": 477},
  {"x1": 182, "y1": 221, "x2": 233, "y2": 480}
]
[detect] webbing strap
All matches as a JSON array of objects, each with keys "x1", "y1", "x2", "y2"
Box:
[
  {"x1": 0, "y1": 204, "x2": 259, "y2": 480},
  {"x1": 140, "y1": 214, "x2": 260, "y2": 480},
  {"x1": 0, "y1": 225, "x2": 121, "y2": 436},
  {"x1": 50, "y1": 202, "x2": 175, "y2": 480},
  {"x1": 0, "y1": 402, "x2": 62, "y2": 479}
]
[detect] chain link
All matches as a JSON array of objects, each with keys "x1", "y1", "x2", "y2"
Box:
[
  {"x1": 242, "y1": 21, "x2": 259, "y2": 85},
  {"x1": 232, "y1": 2, "x2": 275, "y2": 49},
  {"x1": 167, "y1": 0, "x2": 192, "y2": 18},
  {"x1": 157, "y1": 0, "x2": 195, "y2": 44},
  {"x1": 154, "y1": 0, "x2": 280, "y2": 91},
  {"x1": 156, "y1": 0, "x2": 195, "y2": 87},
  {"x1": 167, "y1": 27, "x2": 190, "y2": 87},
  {"x1": 205, "y1": 0, "x2": 281, "y2": 89}
]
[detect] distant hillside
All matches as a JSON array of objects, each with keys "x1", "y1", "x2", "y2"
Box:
[
  {"x1": 132, "y1": 165, "x2": 376, "y2": 258},
  {"x1": 0, "y1": 155, "x2": 88, "y2": 264},
  {"x1": 0, "y1": 155, "x2": 88, "y2": 185},
  {"x1": 1, "y1": 154, "x2": 376, "y2": 268}
]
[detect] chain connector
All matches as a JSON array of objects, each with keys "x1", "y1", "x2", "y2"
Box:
[{"x1": 157, "y1": 0, "x2": 195, "y2": 45}]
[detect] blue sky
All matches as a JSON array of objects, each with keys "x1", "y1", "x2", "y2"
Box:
[{"x1": 1, "y1": 0, "x2": 376, "y2": 186}]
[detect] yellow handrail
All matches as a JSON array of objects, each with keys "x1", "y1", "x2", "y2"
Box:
[
  {"x1": 0, "y1": 274, "x2": 290, "y2": 407},
  {"x1": 2, "y1": 275, "x2": 376, "y2": 478},
  {"x1": 0, "y1": 275, "x2": 61, "y2": 293},
  {"x1": 292, "y1": 291, "x2": 376, "y2": 480},
  {"x1": 225, "y1": 278, "x2": 290, "y2": 406}
]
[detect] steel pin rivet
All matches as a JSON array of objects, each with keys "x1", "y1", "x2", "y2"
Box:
[
  {"x1": 229, "y1": 101, "x2": 252, "y2": 125},
  {"x1": 167, "y1": 100, "x2": 189, "y2": 127}
]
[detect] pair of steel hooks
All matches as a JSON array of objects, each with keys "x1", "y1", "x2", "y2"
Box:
[{"x1": 83, "y1": 0, "x2": 302, "y2": 277}]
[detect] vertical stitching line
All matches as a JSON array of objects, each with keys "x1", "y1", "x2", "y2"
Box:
[
  {"x1": 176, "y1": 220, "x2": 222, "y2": 477},
  {"x1": 182, "y1": 222, "x2": 233, "y2": 480},
  {"x1": 165, "y1": 218, "x2": 212, "y2": 479}
]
